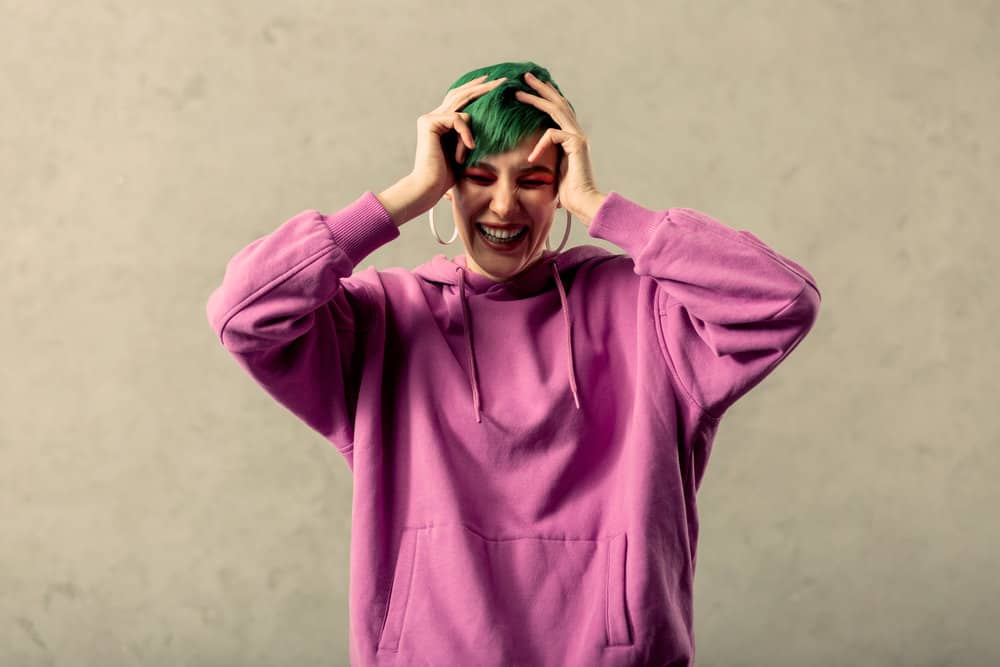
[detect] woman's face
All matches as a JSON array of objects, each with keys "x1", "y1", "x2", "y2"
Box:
[{"x1": 444, "y1": 129, "x2": 562, "y2": 282}]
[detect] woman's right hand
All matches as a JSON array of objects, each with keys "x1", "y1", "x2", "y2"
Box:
[{"x1": 407, "y1": 74, "x2": 508, "y2": 205}]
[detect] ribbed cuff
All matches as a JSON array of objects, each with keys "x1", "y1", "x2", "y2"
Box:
[
  {"x1": 587, "y1": 191, "x2": 667, "y2": 257},
  {"x1": 321, "y1": 191, "x2": 401, "y2": 267}
]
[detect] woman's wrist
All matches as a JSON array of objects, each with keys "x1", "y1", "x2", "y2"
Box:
[{"x1": 376, "y1": 175, "x2": 432, "y2": 227}]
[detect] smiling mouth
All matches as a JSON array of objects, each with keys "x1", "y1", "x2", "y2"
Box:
[
  {"x1": 476, "y1": 223, "x2": 529, "y2": 244},
  {"x1": 478, "y1": 222, "x2": 528, "y2": 231}
]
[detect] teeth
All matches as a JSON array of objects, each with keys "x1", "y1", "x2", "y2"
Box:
[{"x1": 478, "y1": 224, "x2": 525, "y2": 239}]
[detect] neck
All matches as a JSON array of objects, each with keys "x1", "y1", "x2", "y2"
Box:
[{"x1": 465, "y1": 249, "x2": 548, "y2": 282}]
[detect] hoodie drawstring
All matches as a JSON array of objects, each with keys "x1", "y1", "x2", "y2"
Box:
[
  {"x1": 551, "y1": 260, "x2": 582, "y2": 411},
  {"x1": 455, "y1": 258, "x2": 581, "y2": 424},
  {"x1": 457, "y1": 267, "x2": 483, "y2": 423}
]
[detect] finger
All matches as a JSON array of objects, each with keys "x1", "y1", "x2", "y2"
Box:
[
  {"x1": 517, "y1": 74, "x2": 577, "y2": 125},
  {"x1": 531, "y1": 129, "x2": 571, "y2": 163},
  {"x1": 527, "y1": 129, "x2": 552, "y2": 162},
  {"x1": 448, "y1": 77, "x2": 506, "y2": 112},
  {"x1": 515, "y1": 90, "x2": 558, "y2": 113},
  {"x1": 453, "y1": 114, "x2": 475, "y2": 151},
  {"x1": 523, "y1": 72, "x2": 561, "y2": 101},
  {"x1": 447, "y1": 76, "x2": 504, "y2": 103},
  {"x1": 515, "y1": 91, "x2": 578, "y2": 133}
]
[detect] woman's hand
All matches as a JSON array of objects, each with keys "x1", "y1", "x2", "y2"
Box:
[
  {"x1": 408, "y1": 74, "x2": 507, "y2": 209},
  {"x1": 514, "y1": 72, "x2": 605, "y2": 225}
]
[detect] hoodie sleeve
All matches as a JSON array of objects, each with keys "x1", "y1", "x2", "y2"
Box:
[
  {"x1": 587, "y1": 191, "x2": 821, "y2": 420},
  {"x1": 205, "y1": 191, "x2": 400, "y2": 459}
]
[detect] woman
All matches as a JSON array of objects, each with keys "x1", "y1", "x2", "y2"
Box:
[{"x1": 206, "y1": 61, "x2": 821, "y2": 667}]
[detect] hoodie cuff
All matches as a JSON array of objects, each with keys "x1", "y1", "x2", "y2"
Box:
[
  {"x1": 587, "y1": 191, "x2": 668, "y2": 257},
  {"x1": 321, "y1": 190, "x2": 401, "y2": 267}
]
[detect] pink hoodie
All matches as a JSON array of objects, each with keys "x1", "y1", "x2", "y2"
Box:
[{"x1": 206, "y1": 190, "x2": 820, "y2": 666}]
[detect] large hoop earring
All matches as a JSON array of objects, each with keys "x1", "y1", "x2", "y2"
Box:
[
  {"x1": 428, "y1": 201, "x2": 458, "y2": 245},
  {"x1": 545, "y1": 209, "x2": 573, "y2": 254},
  {"x1": 428, "y1": 201, "x2": 573, "y2": 252}
]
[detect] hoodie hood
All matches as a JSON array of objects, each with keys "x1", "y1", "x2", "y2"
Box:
[{"x1": 413, "y1": 245, "x2": 613, "y2": 424}]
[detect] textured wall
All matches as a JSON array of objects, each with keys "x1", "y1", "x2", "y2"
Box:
[{"x1": 3, "y1": 0, "x2": 998, "y2": 665}]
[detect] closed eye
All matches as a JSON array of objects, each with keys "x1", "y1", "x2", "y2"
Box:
[{"x1": 467, "y1": 175, "x2": 548, "y2": 187}]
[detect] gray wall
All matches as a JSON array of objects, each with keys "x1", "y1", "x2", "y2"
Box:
[{"x1": 3, "y1": 1, "x2": 997, "y2": 665}]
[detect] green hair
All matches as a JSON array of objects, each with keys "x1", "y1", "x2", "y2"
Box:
[{"x1": 444, "y1": 61, "x2": 574, "y2": 173}]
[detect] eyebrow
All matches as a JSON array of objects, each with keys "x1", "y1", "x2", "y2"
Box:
[{"x1": 469, "y1": 161, "x2": 555, "y2": 176}]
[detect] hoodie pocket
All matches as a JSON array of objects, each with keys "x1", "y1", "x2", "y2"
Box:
[{"x1": 376, "y1": 524, "x2": 633, "y2": 663}]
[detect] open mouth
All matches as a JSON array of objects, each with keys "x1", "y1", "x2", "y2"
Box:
[{"x1": 476, "y1": 223, "x2": 529, "y2": 248}]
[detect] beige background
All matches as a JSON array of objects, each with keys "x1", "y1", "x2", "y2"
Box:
[{"x1": 3, "y1": 1, "x2": 998, "y2": 665}]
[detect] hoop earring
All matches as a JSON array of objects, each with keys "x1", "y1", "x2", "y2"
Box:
[
  {"x1": 428, "y1": 202, "x2": 573, "y2": 252},
  {"x1": 545, "y1": 209, "x2": 573, "y2": 254},
  {"x1": 428, "y1": 201, "x2": 458, "y2": 245}
]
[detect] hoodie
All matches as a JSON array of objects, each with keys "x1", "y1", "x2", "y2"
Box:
[{"x1": 206, "y1": 189, "x2": 821, "y2": 666}]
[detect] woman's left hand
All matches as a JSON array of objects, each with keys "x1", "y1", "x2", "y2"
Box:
[{"x1": 515, "y1": 73, "x2": 603, "y2": 224}]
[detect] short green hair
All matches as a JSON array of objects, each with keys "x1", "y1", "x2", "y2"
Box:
[{"x1": 444, "y1": 61, "x2": 575, "y2": 172}]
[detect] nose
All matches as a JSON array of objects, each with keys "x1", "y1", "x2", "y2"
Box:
[{"x1": 489, "y1": 180, "x2": 521, "y2": 220}]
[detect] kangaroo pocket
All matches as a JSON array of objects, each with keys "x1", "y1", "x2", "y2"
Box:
[{"x1": 376, "y1": 523, "x2": 633, "y2": 666}]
